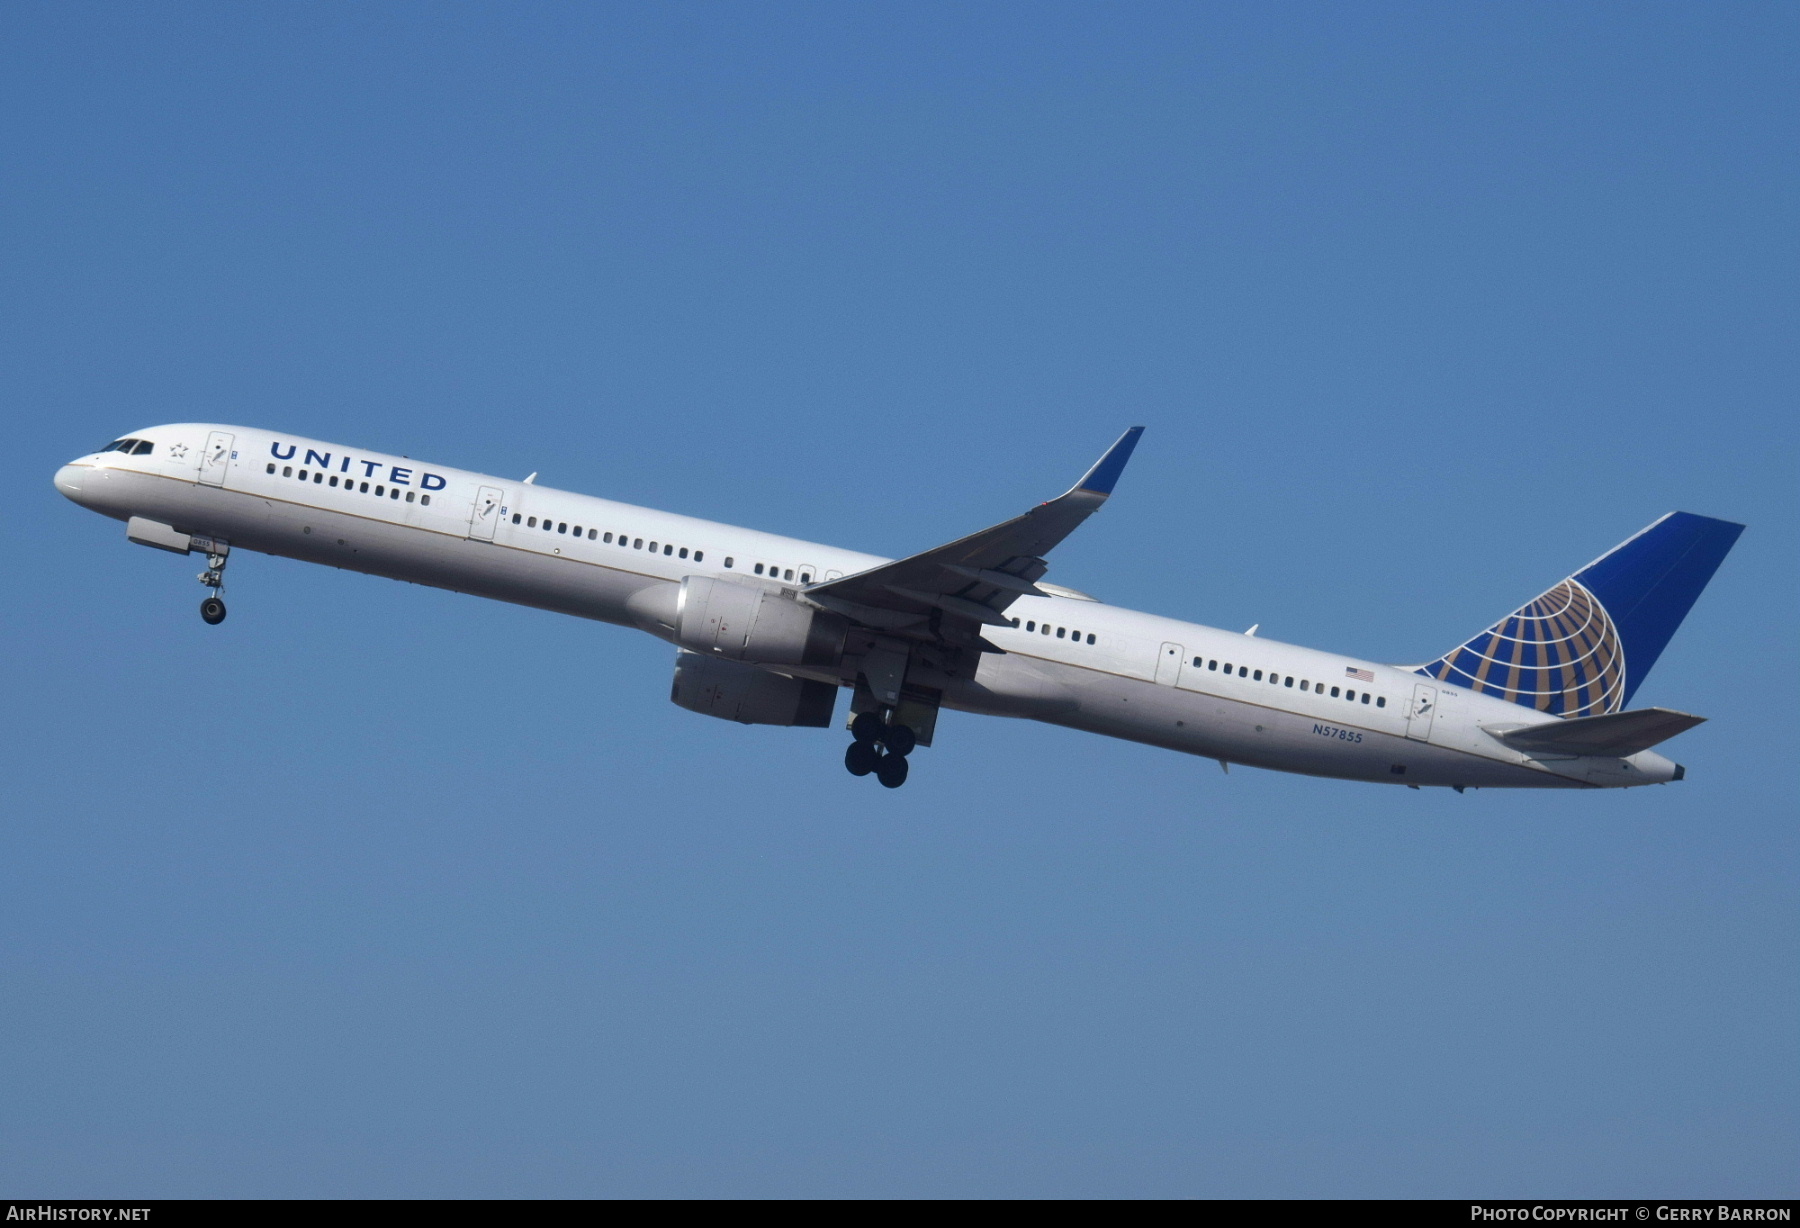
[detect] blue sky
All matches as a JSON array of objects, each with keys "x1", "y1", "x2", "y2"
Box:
[{"x1": 3, "y1": 2, "x2": 1794, "y2": 1197}]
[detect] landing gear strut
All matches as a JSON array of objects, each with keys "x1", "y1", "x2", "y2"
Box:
[
  {"x1": 197, "y1": 543, "x2": 230, "y2": 625},
  {"x1": 844, "y1": 711, "x2": 915, "y2": 788}
]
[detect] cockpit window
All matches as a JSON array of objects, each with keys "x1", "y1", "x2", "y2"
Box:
[
  {"x1": 99, "y1": 439, "x2": 132, "y2": 453},
  {"x1": 131, "y1": 440, "x2": 153, "y2": 455}
]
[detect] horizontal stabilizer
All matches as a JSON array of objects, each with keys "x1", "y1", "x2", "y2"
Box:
[{"x1": 1486, "y1": 707, "x2": 1706, "y2": 757}]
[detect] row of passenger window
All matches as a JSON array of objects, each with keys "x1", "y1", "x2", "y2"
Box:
[
  {"x1": 507, "y1": 517, "x2": 831, "y2": 584},
  {"x1": 1193, "y1": 656, "x2": 1386, "y2": 707},
  {"x1": 752, "y1": 562, "x2": 812, "y2": 583},
  {"x1": 1009, "y1": 617, "x2": 1097, "y2": 646},
  {"x1": 510, "y1": 514, "x2": 706, "y2": 563},
  {"x1": 258, "y1": 461, "x2": 838, "y2": 587},
  {"x1": 101, "y1": 438, "x2": 154, "y2": 455},
  {"x1": 267, "y1": 462, "x2": 433, "y2": 505}
]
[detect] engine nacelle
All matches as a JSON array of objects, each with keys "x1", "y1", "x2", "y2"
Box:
[
  {"x1": 670, "y1": 651, "x2": 838, "y2": 727},
  {"x1": 674, "y1": 575, "x2": 848, "y2": 668}
]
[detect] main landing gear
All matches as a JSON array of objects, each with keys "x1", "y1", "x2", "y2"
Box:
[
  {"x1": 197, "y1": 544, "x2": 230, "y2": 625},
  {"x1": 844, "y1": 710, "x2": 915, "y2": 788}
]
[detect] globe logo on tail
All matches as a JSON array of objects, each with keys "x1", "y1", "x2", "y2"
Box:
[{"x1": 1418, "y1": 579, "x2": 1625, "y2": 717}]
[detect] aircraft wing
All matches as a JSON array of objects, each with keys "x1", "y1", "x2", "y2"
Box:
[
  {"x1": 1485, "y1": 707, "x2": 1706, "y2": 757},
  {"x1": 803, "y1": 427, "x2": 1144, "y2": 645}
]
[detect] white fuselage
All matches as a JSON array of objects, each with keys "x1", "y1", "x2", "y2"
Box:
[{"x1": 54, "y1": 424, "x2": 1683, "y2": 790}]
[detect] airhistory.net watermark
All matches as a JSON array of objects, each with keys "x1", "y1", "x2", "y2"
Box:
[{"x1": 6, "y1": 1210, "x2": 151, "y2": 1222}]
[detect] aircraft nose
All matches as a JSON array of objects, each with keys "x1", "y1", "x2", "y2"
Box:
[{"x1": 53, "y1": 463, "x2": 86, "y2": 501}]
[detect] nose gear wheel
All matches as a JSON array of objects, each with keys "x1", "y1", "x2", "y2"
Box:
[{"x1": 195, "y1": 544, "x2": 231, "y2": 625}]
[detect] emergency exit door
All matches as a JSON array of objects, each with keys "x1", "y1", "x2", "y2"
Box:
[{"x1": 1155, "y1": 642, "x2": 1184, "y2": 686}]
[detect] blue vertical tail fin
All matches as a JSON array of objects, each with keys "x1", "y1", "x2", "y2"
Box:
[{"x1": 1416, "y1": 512, "x2": 1743, "y2": 716}]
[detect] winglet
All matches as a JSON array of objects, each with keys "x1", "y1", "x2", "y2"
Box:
[{"x1": 1072, "y1": 426, "x2": 1145, "y2": 496}]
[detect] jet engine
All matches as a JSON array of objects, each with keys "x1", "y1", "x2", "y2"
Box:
[
  {"x1": 674, "y1": 575, "x2": 848, "y2": 667},
  {"x1": 670, "y1": 650, "x2": 838, "y2": 727}
]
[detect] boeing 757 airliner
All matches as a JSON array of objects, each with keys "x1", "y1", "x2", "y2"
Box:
[{"x1": 55, "y1": 426, "x2": 1741, "y2": 790}]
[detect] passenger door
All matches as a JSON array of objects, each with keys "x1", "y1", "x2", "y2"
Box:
[
  {"x1": 468, "y1": 486, "x2": 504, "y2": 542},
  {"x1": 1405, "y1": 683, "x2": 1438, "y2": 741},
  {"x1": 1155, "y1": 642, "x2": 1184, "y2": 686},
  {"x1": 199, "y1": 431, "x2": 234, "y2": 487}
]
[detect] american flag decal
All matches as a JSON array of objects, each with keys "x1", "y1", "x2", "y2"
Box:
[{"x1": 1345, "y1": 667, "x2": 1374, "y2": 682}]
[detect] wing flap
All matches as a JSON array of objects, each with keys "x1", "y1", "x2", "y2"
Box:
[{"x1": 884, "y1": 586, "x2": 1019, "y2": 627}]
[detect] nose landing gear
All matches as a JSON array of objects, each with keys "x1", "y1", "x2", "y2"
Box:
[
  {"x1": 845, "y1": 710, "x2": 915, "y2": 788},
  {"x1": 196, "y1": 542, "x2": 230, "y2": 625}
]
